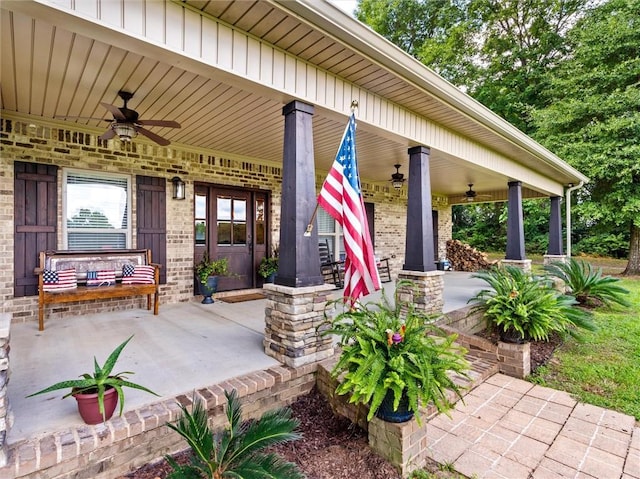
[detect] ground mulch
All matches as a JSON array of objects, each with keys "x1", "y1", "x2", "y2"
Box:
[{"x1": 123, "y1": 337, "x2": 560, "y2": 479}]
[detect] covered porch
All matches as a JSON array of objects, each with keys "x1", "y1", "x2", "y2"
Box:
[{"x1": 8, "y1": 272, "x2": 484, "y2": 444}]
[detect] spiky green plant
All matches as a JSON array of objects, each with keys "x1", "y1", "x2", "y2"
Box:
[
  {"x1": 469, "y1": 266, "x2": 597, "y2": 342},
  {"x1": 27, "y1": 335, "x2": 158, "y2": 421},
  {"x1": 321, "y1": 282, "x2": 469, "y2": 424},
  {"x1": 165, "y1": 389, "x2": 304, "y2": 479},
  {"x1": 544, "y1": 258, "x2": 630, "y2": 308}
]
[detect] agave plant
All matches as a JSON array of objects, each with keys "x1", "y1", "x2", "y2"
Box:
[
  {"x1": 27, "y1": 335, "x2": 158, "y2": 421},
  {"x1": 165, "y1": 389, "x2": 304, "y2": 479},
  {"x1": 544, "y1": 258, "x2": 630, "y2": 308},
  {"x1": 321, "y1": 282, "x2": 469, "y2": 424},
  {"x1": 469, "y1": 266, "x2": 597, "y2": 342}
]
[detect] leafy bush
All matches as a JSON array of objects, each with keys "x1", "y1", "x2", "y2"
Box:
[
  {"x1": 469, "y1": 266, "x2": 596, "y2": 342},
  {"x1": 544, "y1": 258, "x2": 630, "y2": 308},
  {"x1": 166, "y1": 389, "x2": 303, "y2": 479},
  {"x1": 322, "y1": 283, "x2": 469, "y2": 424}
]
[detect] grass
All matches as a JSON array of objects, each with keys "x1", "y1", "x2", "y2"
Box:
[{"x1": 529, "y1": 278, "x2": 640, "y2": 420}]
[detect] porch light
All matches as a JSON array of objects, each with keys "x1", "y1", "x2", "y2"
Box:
[
  {"x1": 113, "y1": 123, "x2": 137, "y2": 142},
  {"x1": 171, "y1": 176, "x2": 186, "y2": 200},
  {"x1": 391, "y1": 164, "x2": 405, "y2": 190}
]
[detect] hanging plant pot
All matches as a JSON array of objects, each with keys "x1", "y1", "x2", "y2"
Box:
[
  {"x1": 74, "y1": 386, "x2": 118, "y2": 425},
  {"x1": 198, "y1": 276, "x2": 219, "y2": 304},
  {"x1": 375, "y1": 390, "x2": 414, "y2": 423}
]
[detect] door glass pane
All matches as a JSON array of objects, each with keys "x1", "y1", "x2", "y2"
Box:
[
  {"x1": 217, "y1": 197, "x2": 231, "y2": 220},
  {"x1": 233, "y1": 223, "x2": 247, "y2": 245},
  {"x1": 217, "y1": 221, "x2": 231, "y2": 245},
  {"x1": 195, "y1": 194, "x2": 207, "y2": 219},
  {"x1": 255, "y1": 199, "x2": 265, "y2": 245},
  {"x1": 195, "y1": 220, "x2": 206, "y2": 245},
  {"x1": 233, "y1": 199, "x2": 246, "y2": 221}
]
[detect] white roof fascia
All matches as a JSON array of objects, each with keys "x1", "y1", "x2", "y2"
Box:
[{"x1": 275, "y1": 0, "x2": 589, "y2": 185}]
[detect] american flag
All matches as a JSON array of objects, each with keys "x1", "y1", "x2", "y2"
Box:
[{"x1": 318, "y1": 113, "x2": 381, "y2": 303}]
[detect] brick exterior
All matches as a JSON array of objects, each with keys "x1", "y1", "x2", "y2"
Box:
[{"x1": 0, "y1": 115, "x2": 451, "y2": 326}]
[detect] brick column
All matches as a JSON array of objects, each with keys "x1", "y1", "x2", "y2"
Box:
[
  {"x1": 396, "y1": 270, "x2": 444, "y2": 315},
  {"x1": 0, "y1": 314, "x2": 13, "y2": 467},
  {"x1": 263, "y1": 283, "x2": 334, "y2": 368}
]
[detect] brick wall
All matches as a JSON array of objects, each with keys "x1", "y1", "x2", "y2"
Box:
[
  {"x1": 1, "y1": 363, "x2": 317, "y2": 479},
  {"x1": 1, "y1": 115, "x2": 451, "y2": 325}
]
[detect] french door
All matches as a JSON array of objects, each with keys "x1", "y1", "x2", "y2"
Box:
[{"x1": 194, "y1": 184, "x2": 268, "y2": 292}]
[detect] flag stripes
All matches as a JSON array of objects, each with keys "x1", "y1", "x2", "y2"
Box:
[{"x1": 318, "y1": 113, "x2": 380, "y2": 303}]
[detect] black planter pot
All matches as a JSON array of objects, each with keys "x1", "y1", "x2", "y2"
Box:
[
  {"x1": 198, "y1": 276, "x2": 219, "y2": 304},
  {"x1": 499, "y1": 327, "x2": 528, "y2": 344},
  {"x1": 375, "y1": 390, "x2": 414, "y2": 423},
  {"x1": 263, "y1": 272, "x2": 276, "y2": 284}
]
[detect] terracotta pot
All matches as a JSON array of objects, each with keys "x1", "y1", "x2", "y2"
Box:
[
  {"x1": 375, "y1": 390, "x2": 414, "y2": 423},
  {"x1": 74, "y1": 386, "x2": 118, "y2": 424}
]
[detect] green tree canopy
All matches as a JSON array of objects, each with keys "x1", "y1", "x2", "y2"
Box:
[{"x1": 531, "y1": 0, "x2": 640, "y2": 274}]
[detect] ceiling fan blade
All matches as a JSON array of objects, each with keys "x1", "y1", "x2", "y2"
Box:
[
  {"x1": 137, "y1": 126, "x2": 171, "y2": 146},
  {"x1": 100, "y1": 102, "x2": 126, "y2": 121},
  {"x1": 137, "y1": 119, "x2": 181, "y2": 128},
  {"x1": 55, "y1": 116, "x2": 110, "y2": 122},
  {"x1": 99, "y1": 129, "x2": 116, "y2": 141}
]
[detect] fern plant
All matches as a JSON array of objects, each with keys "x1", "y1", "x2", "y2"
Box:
[
  {"x1": 544, "y1": 258, "x2": 630, "y2": 308},
  {"x1": 322, "y1": 282, "x2": 469, "y2": 424},
  {"x1": 469, "y1": 266, "x2": 596, "y2": 342},
  {"x1": 165, "y1": 389, "x2": 303, "y2": 479}
]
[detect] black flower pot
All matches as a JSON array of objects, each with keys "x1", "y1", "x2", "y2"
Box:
[
  {"x1": 198, "y1": 276, "x2": 219, "y2": 304},
  {"x1": 375, "y1": 390, "x2": 414, "y2": 423},
  {"x1": 499, "y1": 327, "x2": 528, "y2": 344}
]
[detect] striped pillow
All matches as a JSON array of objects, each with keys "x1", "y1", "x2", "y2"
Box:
[
  {"x1": 42, "y1": 268, "x2": 77, "y2": 292},
  {"x1": 122, "y1": 264, "x2": 155, "y2": 284},
  {"x1": 86, "y1": 270, "x2": 116, "y2": 287}
]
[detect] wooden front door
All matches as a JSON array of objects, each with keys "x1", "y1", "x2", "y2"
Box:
[{"x1": 194, "y1": 184, "x2": 269, "y2": 292}]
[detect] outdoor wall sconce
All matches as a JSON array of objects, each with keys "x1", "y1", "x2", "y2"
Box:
[
  {"x1": 171, "y1": 176, "x2": 186, "y2": 200},
  {"x1": 390, "y1": 164, "x2": 405, "y2": 190}
]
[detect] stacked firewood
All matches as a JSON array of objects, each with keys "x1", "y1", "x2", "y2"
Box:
[{"x1": 446, "y1": 240, "x2": 496, "y2": 272}]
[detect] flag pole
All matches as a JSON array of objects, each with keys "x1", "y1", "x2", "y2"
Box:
[{"x1": 304, "y1": 100, "x2": 359, "y2": 237}]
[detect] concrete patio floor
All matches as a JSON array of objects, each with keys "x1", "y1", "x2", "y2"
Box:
[{"x1": 8, "y1": 272, "x2": 485, "y2": 444}]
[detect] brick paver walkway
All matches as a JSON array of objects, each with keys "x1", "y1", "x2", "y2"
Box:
[{"x1": 427, "y1": 373, "x2": 640, "y2": 479}]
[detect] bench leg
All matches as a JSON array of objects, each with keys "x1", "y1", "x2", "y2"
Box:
[
  {"x1": 39, "y1": 301, "x2": 44, "y2": 331},
  {"x1": 147, "y1": 294, "x2": 152, "y2": 311},
  {"x1": 153, "y1": 291, "x2": 159, "y2": 315}
]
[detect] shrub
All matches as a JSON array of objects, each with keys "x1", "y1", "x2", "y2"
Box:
[
  {"x1": 469, "y1": 266, "x2": 596, "y2": 342},
  {"x1": 544, "y1": 258, "x2": 630, "y2": 308},
  {"x1": 166, "y1": 389, "x2": 303, "y2": 479}
]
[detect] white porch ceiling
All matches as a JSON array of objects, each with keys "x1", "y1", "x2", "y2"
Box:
[{"x1": 0, "y1": 0, "x2": 583, "y2": 202}]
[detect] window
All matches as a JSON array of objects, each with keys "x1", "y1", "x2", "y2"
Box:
[
  {"x1": 318, "y1": 208, "x2": 344, "y2": 262},
  {"x1": 217, "y1": 196, "x2": 247, "y2": 246},
  {"x1": 63, "y1": 170, "x2": 131, "y2": 249}
]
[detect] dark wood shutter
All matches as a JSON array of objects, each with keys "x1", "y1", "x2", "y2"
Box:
[
  {"x1": 365, "y1": 202, "x2": 375, "y2": 249},
  {"x1": 14, "y1": 162, "x2": 58, "y2": 297},
  {"x1": 136, "y1": 176, "x2": 167, "y2": 284}
]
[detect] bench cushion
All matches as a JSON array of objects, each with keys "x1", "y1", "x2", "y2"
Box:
[{"x1": 86, "y1": 270, "x2": 117, "y2": 287}]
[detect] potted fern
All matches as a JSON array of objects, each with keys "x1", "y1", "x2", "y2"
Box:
[
  {"x1": 258, "y1": 256, "x2": 278, "y2": 283},
  {"x1": 27, "y1": 335, "x2": 158, "y2": 424},
  {"x1": 194, "y1": 251, "x2": 229, "y2": 303},
  {"x1": 321, "y1": 282, "x2": 469, "y2": 424}
]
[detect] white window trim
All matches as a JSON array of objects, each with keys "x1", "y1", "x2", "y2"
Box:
[{"x1": 62, "y1": 168, "x2": 132, "y2": 249}]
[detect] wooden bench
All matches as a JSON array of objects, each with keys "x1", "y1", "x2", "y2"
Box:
[{"x1": 35, "y1": 249, "x2": 160, "y2": 331}]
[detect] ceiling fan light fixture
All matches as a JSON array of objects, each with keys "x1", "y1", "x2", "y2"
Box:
[
  {"x1": 391, "y1": 164, "x2": 405, "y2": 190},
  {"x1": 113, "y1": 123, "x2": 137, "y2": 142}
]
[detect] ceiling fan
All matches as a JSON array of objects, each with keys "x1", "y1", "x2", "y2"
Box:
[
  {"x1": 464, "y1": 184, "x2": 491, "y2": 202},
  {"x1": 59, "y1": 90, "x2": 180, "y2": 146}
]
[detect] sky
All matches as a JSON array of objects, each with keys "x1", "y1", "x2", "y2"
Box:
[{"x1": 330, "y1": 0, "x2": 358, "y2": 16}]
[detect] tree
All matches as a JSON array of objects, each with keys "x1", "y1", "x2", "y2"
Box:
[
  {"x1": 67, "y1": 208, "x2": 113, "y2": 228},
  {"x1": 531, "y1": 0, "x2": 640, "y2": 274}
]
